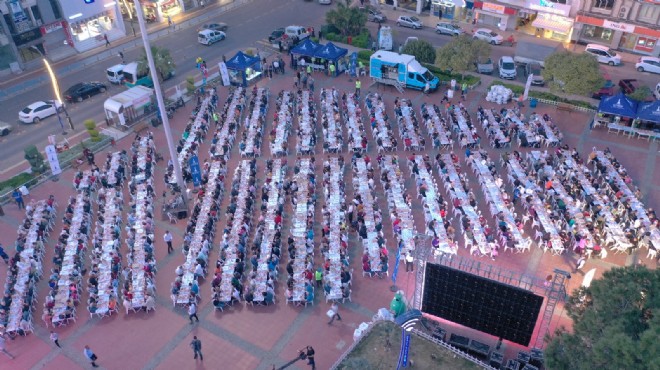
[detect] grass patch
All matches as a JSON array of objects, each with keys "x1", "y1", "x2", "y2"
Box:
[
  {"x1": 0, "y1": 172, "x2": 36, "y2": 195},
  {"x1": 337, "y1": 321, "x2": 482, "y2": 369}
]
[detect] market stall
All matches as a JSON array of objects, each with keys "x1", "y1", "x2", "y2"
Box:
[
  {"x1": 596, "y1": 92, "x2": 638, "y2": 132},
  {"x1": 635, "y1": 100, "x2": 660, "y2": 129},
  {"x1": 103, "y1": 85, "x2": 154, "y2": 127},
  {"x1": 225, "y1": 51, "x2": 262, "y2": 87},
  {"x1": 314, "y1": 42, "x2": 348, "y2": 76}
]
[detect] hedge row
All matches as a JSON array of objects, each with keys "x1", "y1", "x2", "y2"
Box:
[{"x1": 488, "y1": 82, "x2": 596, "y2": 110}]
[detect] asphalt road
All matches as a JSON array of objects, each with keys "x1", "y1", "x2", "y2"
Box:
[
  {"x1": 0, "y1": 0, "x2": 327, "y2": 172},
  {"x1": 0, "y1": 0, "x2": 655, "y2": 172}
]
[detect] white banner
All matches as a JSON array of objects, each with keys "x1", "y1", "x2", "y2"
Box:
[
  {"x1": 45, "y1": 145, "x2": 62, "y2": 176},
  {"x1": 524, "y1": 74, "x2": 533, "y2": 101},
  {"x1": 218, "y1": 62, "x2": 230, "y2": 87}
]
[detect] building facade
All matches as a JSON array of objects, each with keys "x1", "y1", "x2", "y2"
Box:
[
  {"x1": 574, "y1": 0, "x2": 660, "y2": 56},
  {"x1": 58, "y1": 0, "x2": 125, "y2": 53}
]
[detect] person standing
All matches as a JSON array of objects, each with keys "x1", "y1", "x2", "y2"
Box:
[
  {"x1": 12, "y1": 188, "x2": 24, "y2": 210},
  {"x1": 118, "y1": 51, "x2": 125, "y2": 63},
  {"x1": 314, "y1": 268, "x2": 323, "y2": 287},
  {"x1": 0, "y1": 333, "x2": 15, "y2": 359},
  {"x1": 0, "y1": 243, "x2": 9, "y2": 264},
  {"x1": 103, "y1": 34, "x2": 110, "y2": 47},
  {"x1": 438, "y1": 9, "x2": 443, "y2": 20},
  {"x1": 308, "y1": 76, "x2": 315, "y2": 93},
  {"x1": 190, "y1": 336, "x2": 203, "y2": 360},
  {"x1": 305, "y1": 346, "x2": 316, "y2": 369},
  {"x1": 50, "y1": 331, "x2": 61, "y2": 348},
  {"x1": 164, "y1": 230, "x2": 173, "y2": 254},
  {"x1": 355, "y1": 79, "x2": 361, "y2": 97},
  {"x1": 327, "y1": 302, "x2": 342, "y2": 325},
  {"x1": 84, "y1": 345, "x2": 99, "y2": 367},
  {"x1": 575, "y1": 256, "x2": 586, "y2": 272},
  {"x1": 167, "y1": 15, "x2": 172, "y2": 27},
  {"x1": 188, "y1": 302, "x2": 199, "y2": 324},
  {"x1": 405, "y1": 253, "x2": 414, "y2": 273}
]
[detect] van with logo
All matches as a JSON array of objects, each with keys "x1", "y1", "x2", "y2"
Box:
[
  {"x1": 106, "y1": 63, "x2": 126, "y2": 84},
  {"x1": 197, "y1": 29, "x2": 226, "y2": 46}
]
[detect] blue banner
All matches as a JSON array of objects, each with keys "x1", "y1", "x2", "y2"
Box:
[
  {"x1": 391, "y1": 242, "x2": 401, "y2": 284},
  {"x1": 401, "y1": 332, "x2": 411, "y2": 367},
  {"x1": 349, "y1": 52, "x2": 357, "y2": 77},
  {"x1": 189, "y1": 155, "x2": 202, "y2": 187}
]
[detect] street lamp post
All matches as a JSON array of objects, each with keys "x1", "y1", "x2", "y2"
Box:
[
  {"x1": 133, "y1": 0, "x2": 186, "y2": 195},
  {"x1": 41, "y1": 56, "x2": 74, "y2": 135}
]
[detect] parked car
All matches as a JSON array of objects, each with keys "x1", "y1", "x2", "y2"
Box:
[
  {"x1": 525, "y1": 62, "x2": 544, "y2": 86},
  {"x1": 268, "y1": 27, "x2": 285, "y2": 42},
  {"x1": 196, "y1": 22, "x2": 228, "y2": 32},
  {"x1": 475, "y1": 58, "x2": 494, "y2": 75},
  {"x1": 318, "y1": 0, "x2": 332, "y2": 4},
  {"x1": 64, "y1": 82, "x2": 107, "y2": 103},
  {"x1": 0, "y1": 121, "x2": 12, "y2": 136},
  {"x1": 365, "y1": 7, "x2": 386, "y2": 23},
  {"x1": 397, "y1": 16, "x2": 422, "y2": 29},
  {"x1": 18, "y1": 100, "x2": 63, "y2": 123},
  {"x1": 618, "y1": 79, "x2": 654, "y2": 101},
  {"x1": 436, "y1": 22, "x2": 463, "y2": 36},
  {"x1": 473, "y1": 28, "x2": 503, "y2": 45},
  {"x1": 584, "y1": 44, "x2": 621, "y2": 66},
  {"x1": 498, "y1": 56, "x2": 517, "y2": 80},
  {"x1": 635, "y1": 56, "x2": 660, "y2": 74}
]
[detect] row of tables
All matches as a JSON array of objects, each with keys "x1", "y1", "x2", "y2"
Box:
[
  {"x1": 3, "y1": 200, "x2": 54, "y2": 335},
  {"x1": 289, "y1": 157, "x2": 316, "y2": 303},
  {"x1": 344, "y1": 92, "x2": 367, "y2": 153},
  {"x1": 351, "y1": 156, "x2": 383, "y2": 272},
  {"x1": 322, "y1": 157, "x2": 346, "y2": 301},
  {"x1": 365, "y1": 93, "x2": 396, "y2": 152},
  {"x1": 479, "y1": 109, "x2": 510, "y2": 148},
  {"x1": 210, "y1": 87, "x2": 244, "y2": 160},
  {"x1": 395, "y1": 98, "x2": 424, "y2": 151},
  {"x1": 320, "y1": 88, "x2": 343, "y2": 153},
  {"x1": 296, "y1": 90, "x2": 317, "y2": 155},
  {"x1": 240, "y1": 87, "x2": 268, "y2": 157},
  {"x1": 270, "y1": 90, "x2": 293, "y2": 156},
  {"x1": 420, "y1": 103, "x2": 451, "y2": 149},
  {"x1": 450, "y1": 106, "x2": 477, "y2": 148}
]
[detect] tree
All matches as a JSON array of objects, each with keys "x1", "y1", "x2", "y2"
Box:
[
  {"x1": 24, "y1": 145, "x2": 47, "y2": 174},
  {"x1": 326, "y1": 0, "x2": 367, "y2": 37},
  {"x1": 138, "y1": 46, "x2": 175, "y2": 82},
  {"x1": 401, "y1": 39, "x2": 436, "y2": 64},
  {"x1": 627, "y1": 86, "x2": 651, "y2": 102},
  {"x1": 435, "y1": 35, "x2": 490, "y2": 79},
  {"x1": 545, "y1": 266, "x2": 660, "y2": 370},
  {"x1": 542, "y1": 51, "x2": 604, "y2": 97}
]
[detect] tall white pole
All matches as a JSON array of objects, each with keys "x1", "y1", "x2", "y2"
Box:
[{"x1": 133, "y1": 0, "x2": 186, "y2": 193}]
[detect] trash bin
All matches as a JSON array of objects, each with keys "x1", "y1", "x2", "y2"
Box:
[{"x1": 530, "y1": 98, "x2": 538, "y2": 108}]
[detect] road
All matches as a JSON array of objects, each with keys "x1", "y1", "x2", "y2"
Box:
[
  {"x1": 0, "y1": 0, "x2": 654, "y2": 173},
  {"x1": 0, "y1": 0, "x2": 327, "y2": 172}
]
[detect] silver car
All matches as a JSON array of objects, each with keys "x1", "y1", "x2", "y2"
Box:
[
  {"x1": 436, "y1": 22, "x2": 463, "y2": 36},
  {"x1": 397, "y1": 16, "x2": 422, "y2": 29},
  {"x1": 366, "y1": 8, "x2": 386, "y2": 23}
]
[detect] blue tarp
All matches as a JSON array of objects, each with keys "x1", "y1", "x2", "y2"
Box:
[
  {"x1": 597, "y1": 92, "x2": 638, "y2": 118},
  {"x1": 225, "y1": 51, "x2": 260, "y2": 71},
  {"x1": 314, "y1": 42, "x2": 348, "y2": 61},
  {"x1": 636, "y1": 100, "x2": 660, "y2": 124},
  {"x1": 290, "y1": 39, "x2": 321, "y2": 57}
]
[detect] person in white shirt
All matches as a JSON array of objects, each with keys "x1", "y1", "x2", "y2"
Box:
[
  {"x1": 164, "y1": 230, "x2": 173, "y2": 254},
  {"x1": 188, "y1": 303, "x2": 199, "y2": 324}
]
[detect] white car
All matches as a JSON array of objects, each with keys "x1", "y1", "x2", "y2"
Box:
[
  {"x1": 19, "y1": 100, "x2": 63, "y2": 124},
  {"x1": 584, "y1": 44, "x2": 621, "y2": 66},
  {"x1": 436, "y1": 22, "x2": 464, "y2": 36},
  {"x1": 498, "y1": 56, "x2": 517, "y2": 80},
  {"x1": 473, "y1": 28, "x2": 503, "y2": 45},
  {"x1": 318, "y1": 0, "x2": 332, "y2": 4},
  {"x1": 397, "y1": 16, "x2": 422, "y2": 29},
  {"x1": 635, "y1": 56, "x2": 660, "y2": 74}
]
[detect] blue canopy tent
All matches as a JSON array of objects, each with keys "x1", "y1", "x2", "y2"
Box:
[
  {"x1": 290, "y1": 39, "x2": 321, "y2": 58},
  {"x1": 314, "y1": 42, "x2": 349, "y2": 76},
  {"x1": 225, "y1": 51, "x2": 261, "y2": 87},
  {"x1": 597, "y1": 92, "x2": 638, "y2": 118},
  {"x1": 635, "y1": 100, "x2": 660, "y2": 128}
]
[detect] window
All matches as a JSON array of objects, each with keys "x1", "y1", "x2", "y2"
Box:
[
  {"x1": 593, "y1": 0, "x2": 614, "y2": 10},
  {"x1": 49, "y1": 0, "x2": 62, "y2": 20},
  {"x1": 637, "y1": 4, "x2": 660, "y2": 24},
  {"x1": 31, "y1": 6, "x2": 42, "y2": 24},
  {"x1": 583, "y1": 25, "x2": 613, "y2": 41}
]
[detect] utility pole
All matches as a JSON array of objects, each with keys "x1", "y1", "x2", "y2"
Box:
[{"x1": 133, "y1": 0, "x2": 186, "y2": 195}]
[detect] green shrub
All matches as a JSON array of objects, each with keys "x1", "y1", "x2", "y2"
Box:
[
  {"x1": 358, "y1": 50, "x2": 374, "y2": 66},
  {"x1": 186, "y1": 76, "x2": 195, "y2": 94},
  {"x1": 88, "y1": 130, "x2": 101, "y2": 142},
  {"x1": 325, "y1": 32, "x2": 344, "y2": 43},
  {"x1": 83, "y1": 119, "x2": 96, "y2": 130},
  {"x1": 488, "y1": 81, "x2": 596, "y2": 110},
  {"x1": 0, "y1": 172, "x2": 35, "y2": 194},
  {"x1": 351, "y1": 30, "x2": 370, "y2": 49}
]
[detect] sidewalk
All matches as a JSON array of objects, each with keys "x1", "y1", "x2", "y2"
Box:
[{"x1": 0, "y1": 0, "x2": 252, "y2": 101}]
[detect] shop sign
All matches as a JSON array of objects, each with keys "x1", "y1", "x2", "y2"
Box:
[
  {"x1": 482, "y1": 2, "x2": 506, "y2": 14},
  {"x1": 41, "y1": 21, "x2": 65, "y2": 35},
  {"x1": 12, "y1": 28, "x2": 42, "y2": 46},
  {"x1": 603, "y1": 20, "x2": 635, "y2": 33},
  {"x1": 526, "y1": 0, "x2": 570, "y2": 17}
]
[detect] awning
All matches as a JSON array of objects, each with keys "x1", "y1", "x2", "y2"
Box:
[{"x1": 532, "y1": 13, "x2": 573, "y2": 34}]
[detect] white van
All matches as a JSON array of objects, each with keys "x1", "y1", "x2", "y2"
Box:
[
  {"x1": 106, "y1": 63, "x2": 126, "y2": 84},
  {"x1": 285, "y1": 25, "x2": 311, "y2": 43},
  {"x1": 584, "y1": 44, "x2": 621, "y2": 66},
  {"x1": 198, "y1": 29, "x2": 226, "y2": 46}
]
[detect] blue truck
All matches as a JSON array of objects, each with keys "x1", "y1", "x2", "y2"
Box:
[{"x1": 370, "y1": 50, "x2": 439, "y2": 92}]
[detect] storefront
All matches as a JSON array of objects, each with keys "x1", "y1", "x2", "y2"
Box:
[
  {"x1": 60, "y1": 0, "x2": 125, "y2": 53},
  {"x1": 527, "y1": 1, "x2": 573, "y2": 42},
  {"x1": 40, "y1": 20, "x2": 75, "y2": 58},
  {"x1": 575, "y1": 15, "x2": 660, "y2": 56},
  {"x1": 431, "y1": 0, "x2": 473, "y2": 20},
  {"x1": 159, "y1": 0, "x2": 182, "y2": 18},
  {"x1": 473, "y1": 2, "x2": 517, "y2": 31}
]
